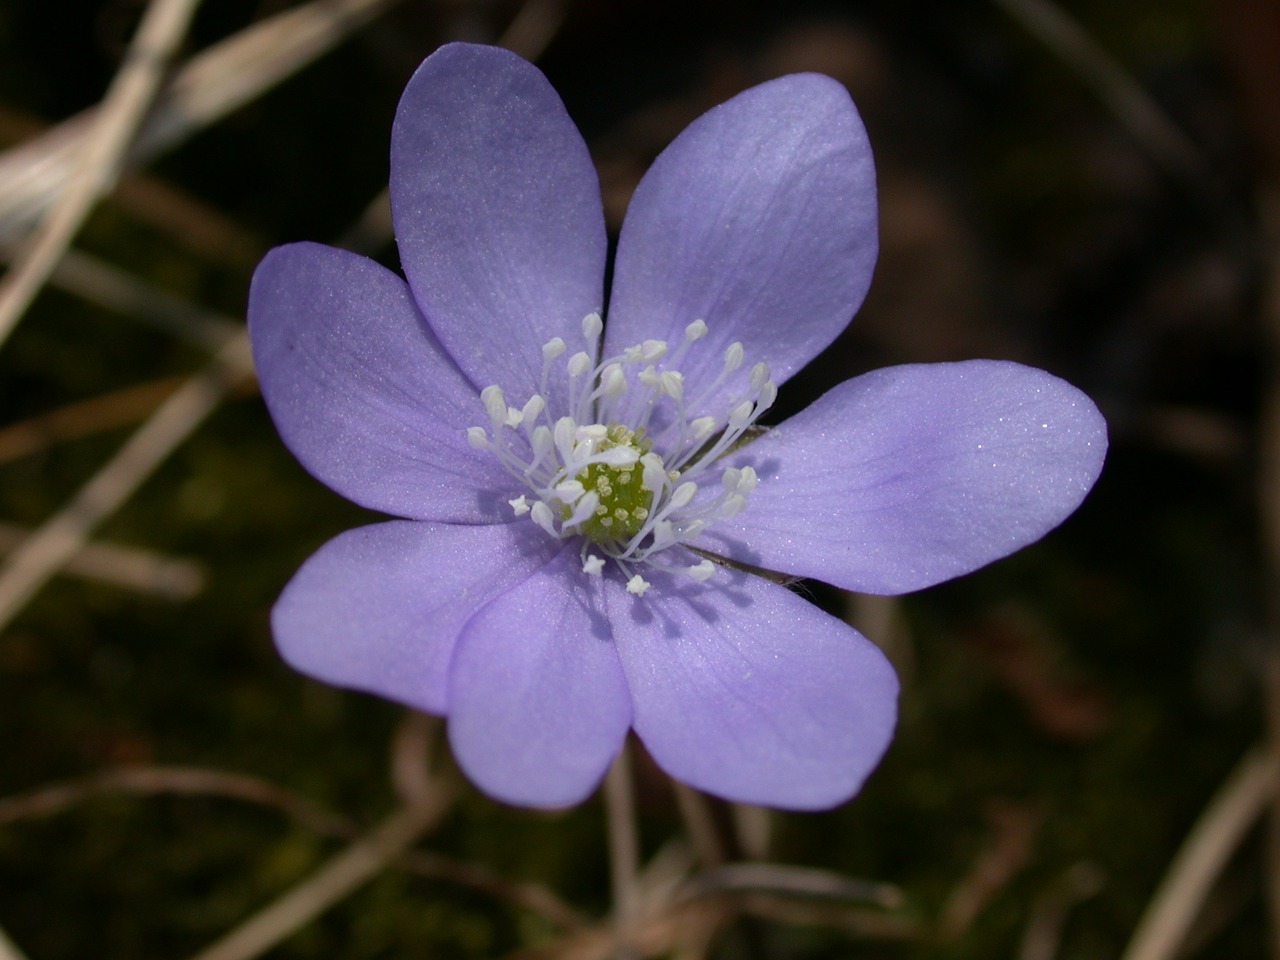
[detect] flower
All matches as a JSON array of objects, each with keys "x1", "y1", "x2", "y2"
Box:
[{"x1": 248, "y1": 43, "x2": 1107, "y2": 810}]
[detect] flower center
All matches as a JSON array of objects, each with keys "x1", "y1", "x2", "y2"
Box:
[
  {"x1": 467, "y1": 313, "x2": 775, "y2": 595},
  {"x1": 570, "y1": 424, "x2": 654, "y2": 542}
]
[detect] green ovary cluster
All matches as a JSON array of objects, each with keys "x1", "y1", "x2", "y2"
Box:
[{"x1": 575, "y1": 424, "x2": 654, "y2": 543}]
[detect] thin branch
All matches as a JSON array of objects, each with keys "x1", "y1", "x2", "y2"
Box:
[
  {"x1": 0, "y1": 925, "x2": 31, "y2": 960},
  {"x1": 0, "y1": 521, "x2": 204, "y2": 599},
  {"x1": 0, "y1": 376, "x2": 183, "y2": 464},
  {"x1": 185, "y1": 794, "x2": 452, "y2": 960},
  {"x1": 671, "y1": 781, "x2": 725, "y2": 868},
  {"x1": 604, "y1": 745, "x2": 641, "y2": 958},
  {"x1": 677, "y1": 863, "x2": 904, "y2": 910},
  {"x1": 0, "y1": 0, "x2": 203, "y2": 349},
  {"x1": 0, "y1": 242, "x2": 247, "y2": 353},
  {"x1": 0, "y1": 765, "x2": 347, "y2": 836},
  {"x1": 1120, "y1": 747, "x2": 1276, "y2": 960},
  {"x1": 0, "y1": 0, "x2": 400, "y2": 231},
  {"x1": 987, "y1": 0, "x2": 1233, "y2": 219},
  {"x1": 0, "y1": 334, "x2": 251, "y2": 634}
]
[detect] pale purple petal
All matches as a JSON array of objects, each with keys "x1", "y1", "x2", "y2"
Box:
[
  {"x1": 272, "y1": 521, "x2": 559, "y2": 714},
  {"x1": 699, "y1": 361, "x2": 1108, "y2": 594},
  {"x1": 249, "y1": 242, "x2": 513, "y2": 523},
  {"x1": 605, "y1": 557, "x2": 898, "y2": 810},
  {"x1": 447, "y1": 550, "x2": 631, "y2": 808},
  {"x1": 605, "y1": 73, "x2": 876, "y2": 415},
  {"x1": 390, "y1": 43, "x2": 606, "y2": 403}
]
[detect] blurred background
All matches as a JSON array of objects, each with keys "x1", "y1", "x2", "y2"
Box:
[{"x1": 0, "y1": 0, "x2": 1276, "y2": 957}]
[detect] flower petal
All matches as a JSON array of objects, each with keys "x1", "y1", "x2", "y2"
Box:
[
  {"x1": 272, "y1": 520, "x2": 560, "y2": 714},
  {"x1": 249, "y1": 242, "x2": 514, "y2": 523},
  {"x1": 605, "y1": 73, "x2": 876, "y2": 413},
  {"x1": 447, "y1": 549, "x2": 631, "y2": 808},
  {"x1": 606, "y1": 558, "x2": 898, "y2": 810},
  {"x1": 390, "y1": 43, "x2": 606, "y2": 402},
  {"x1": 699, "y1": 361, "x2": 1108, "y2": 594}
]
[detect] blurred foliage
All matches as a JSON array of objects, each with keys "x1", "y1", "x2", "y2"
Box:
[{"x1": 0, "y1": 0, "x2": 1272, "y2": 957}]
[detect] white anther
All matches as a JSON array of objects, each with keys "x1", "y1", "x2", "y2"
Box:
[
  {"x1": 567, "y1": 352, "x2": 591, "y2": 377},
  {"x1": 597, "y1": 446, "x2": 641, "y2": 467},
  {"x1": 688, "y1": 416, "x2": 716, "y2": 440},
  {"x1": 758, "y1": 382, "x2": 778, "y2": 410},
  {"x1": 530, "y1": 501, "x2": 558, "y2": 537},
  {"x1": 642, "y1": 339, "x2": 668, "y2": 361},
  {"x1": 582, "y1": 555, "x2": 605, "y2": 576},
  {"x1": 565, "y1": 491, "x2": 601, "y2": 527},
  {"x1": 737, "y1": 466, "x2": 758, "y2": 494},
  {"x1": 508, "y1": 495, "x2": 531, "y2": 516},
  {"x1": 724, "y1": 342, "x2": 744, "y2": 371},
  {"x1": 626, "y1": 575, "x2": 651, "y2": 596},
  {"x1": 659, "y1": 370, "x2": 684, "y2": 399},
  {"x1": 720, "y1": 494, "x2": 746, "y2": 518},
  {"x1": 582, "y1": 312, "x2": 604, "y2": 340},
  {"x1": 542, "y1": 337, "x2": 566, "y2": 362},
  {"x1": 530, "y1": 424, "x2": 553, "y2": 459},
  {"x1": 669, "y1": 481, "x2": 698, "y2": 509},
  {"x1": 481, "y1": 385, "x2": 506, "y2": 422},
  {"x1": 521, "y1": 394, "x2": 545, "y2": 424},
  {"x1": 641, "y1": 453, "x2": 666, "y2": 491},
  {"x1": 749, "y1": 362, "x2": 770, "y2": 391},
  {"x1": 576, "y1": 424, "x2": 608, "y2": 442},
  {"x1": 728, "y1": 400, "x2": 755, "y2": 429},
  {"x1": 601, "y1": 363, "x2": 627, "y2": 396},
  {"x1": 554, "y1": 417, "x2": 577, "y2": 460},
  {"x1": 685, "y1": 319, "x2": 708, "y2": 341},
  {"x1": 721, "y1": 467, "x2": 742, "y2": 491},
  {"x1": 466, "y1": 427, "x2": 488, "y2": 449},
  {"x1": 650, "y1": 521, "x2": 676, "y2": 549},
  {"x1": 688, "y1": 559, "x2": 715, "y2": 581},
  {"x1": 505, "y1": 406, "x2": 523, "y2": 428},
  {"x1": 681, "y1": 519, "x2": 707, "y2": 539},
  {"x1": 555, "y1": 480, "x2": 586, "y2": 503},
  {"x1": 638, "y1": 365, "x2": 660, "y2": 388}
]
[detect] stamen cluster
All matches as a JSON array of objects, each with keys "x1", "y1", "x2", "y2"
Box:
[{"x1": 467, "y1": 313, "x2": 776, "y2": 595}]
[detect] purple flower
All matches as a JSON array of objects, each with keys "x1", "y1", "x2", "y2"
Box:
[{"x1": 247, "y1": 43, "x2": 1106, "y2": 810}]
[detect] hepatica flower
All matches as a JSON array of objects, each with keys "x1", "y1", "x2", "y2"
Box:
[{"x1": 248, "y1": 43, "x2": 1106, "y2": 810}]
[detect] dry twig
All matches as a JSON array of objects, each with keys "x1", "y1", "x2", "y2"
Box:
[
  {"x1": 0, "y1": 334, "x2": 251, "y2": 634},
  {"x1": 0, "y1": 0, "x2": 203, "y2": 348},
  {"x1": 1121, "y1": 748, "x2": 1277, "y2": 960}
]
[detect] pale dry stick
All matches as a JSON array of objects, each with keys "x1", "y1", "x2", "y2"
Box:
[
  {"x1": 1120, "y1": 747, "x2": 1277, "y2": 960},
  {"x1": 671, "y1": 781, "x2": 726, "y2": 868},
  {"x1": 0, "y1": 0, "x2": 401, "y2": 230},
  {"x1": 987, "y1": 0, "x2": 1228, "y2": 209},
  {"x1": 0, "y1": 333, "x2": 251, "y2": 635},
  {"x1": 186, "y1": 795, "x2": 452, "y2": 960},
  {"x1": 604, "y1": 745, "x2": 642, "y2": 959},
  {"x1": 0, "y1": 925, "x2": 30, "y2": 960},
  {"x1": 0, "y1": 765, "x2": 347, "y2": 836},
  {"x1": 678, "y1": 864, "x2": 904, "y2": 910},
  {"x1": 0, "y1": 0, "x2": 203, "y2": 350},
  {"x1": 0, "y1": 242, "x2": 243, "y2": 351},
  {"x1": 497, "y1": 0, "x2": 569, "y2": 62},
  {"x1": 400, "y1": 850, "x2": 591, "y2": 932},
  {"x1": 1248, "y1": 185, "x2": 1280, "y2": 959},
  {"x1": 0, "y1": 762, "x2": 585, "y2": 932},
  {"x1": 0, "y1": 376, "x2": 185, "y2": 464},
  {"x1": 0, "y1": 522, "x2": 203, "y2": 599}
]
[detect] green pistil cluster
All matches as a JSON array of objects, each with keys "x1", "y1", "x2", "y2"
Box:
[{"x1": 574, "y1": 424, "x2": 653, "y2": 543}]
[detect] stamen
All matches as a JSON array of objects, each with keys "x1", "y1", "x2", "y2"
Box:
[{"x1": 470, "y1": 312, "x2": 773, "y2": 595}]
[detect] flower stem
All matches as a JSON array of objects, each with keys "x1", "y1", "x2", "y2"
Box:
[{"x1": 604, "y1": 742, "x2": 640, "y2": 958}]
